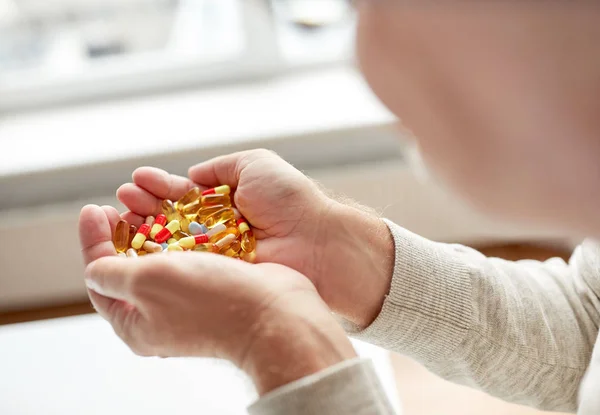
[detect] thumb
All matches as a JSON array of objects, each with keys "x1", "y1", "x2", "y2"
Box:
[{"x1": 85, "y1": 256, "x2": 136, "y2": 303}]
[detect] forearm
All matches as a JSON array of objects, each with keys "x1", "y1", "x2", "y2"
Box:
[{"x1": 321, "y1": 205, "x2": 599, "y2": 411}]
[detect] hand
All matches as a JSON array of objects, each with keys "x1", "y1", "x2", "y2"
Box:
[
  {"x1": 78, "y1": 205, "x2": 356, "y2": 395},
  {"x1": 117, "y1": 149, "x2": 394, "y2": 327}
]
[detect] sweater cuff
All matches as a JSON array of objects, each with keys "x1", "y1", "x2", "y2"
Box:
[
  {"x1": 348, "y1": 220, "x2": 473, "y2": 363},
  {"x1": 247, "y1": 358, "x2": 395, "y2": 415}
]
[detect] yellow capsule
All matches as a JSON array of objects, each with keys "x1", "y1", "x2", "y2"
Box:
[
  {"x1": 176, "y1": 187, "x2": 201, "y2": 210},
  {"x1": 142, "y1": 241, "x2": 162, "y2": 253},
  {"x1": 126, "y1": 248, "x2": 138, "y2": 258},
  {"x1": 223, "y1": 240, "x2": 242, "y2": 257},
  {"x1": 215, "y1": 233, "x2": 237, "y2": 252},
  {"x1": 137, "y1": 250, "x2": 148, "y2": 256},
  {"x1": 171, "y1": 230, "x2": 188, "y2": 240},
  {"x1": 128, "y1": 224, "x2": 137, "y2": 247},
  {"x1": 205, "y1": 208, "x2": 235, "y2": 229},
  {"x1": 180, "y1": 216, "x2": 191, "y2": 233},
  {"x1": 196, "y1": 204, "x2": 224, "y2": 222},
  {"x1": 240, "y1": 250, "x2": 257, "y2": 263},
  {"x1": 113, "y1": 220, "x2": 129, "y2": 253},
  {"x1": 225, "y1": 226, "x2": 240, "y2": 239},
  {"x1": 241, "y1": 231, "x2": 256, "y2": 253},
  {"x1": 167, "y1": 243, "x2": 184, "y2": 252},
  {"x1": 180, "y1": 200, "x2": 201, "y2": 216},
  {"x1": 161, "y1": 199, "x2": 181, "y2": 222},
  {"x1": 201, "y1": 194, "x2": 231, "y2": 207},
  {"x1": 167, "y1": 238, "x2": 178, "y2": 245},
  {"x1": 193, "y1": 243, "x2": 219, "y2": 253}
]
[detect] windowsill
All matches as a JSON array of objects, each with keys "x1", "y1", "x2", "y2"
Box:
[{"x1": 1, "y1": 65, "x2": 395, "y2": 178}]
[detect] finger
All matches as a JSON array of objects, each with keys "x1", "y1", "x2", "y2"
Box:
[
  {"x1": 121, "y1": 211, "x2": 145, "y2": 227},
  {"x1": 117, "y1": 183, "x2": 161, "y2": 217},
  {"x1": 79, "y1": 204, "x2": 117, "y2": 266},
  {"x1": 133, "y1": 166, "x2": 199, "y2": 201},
  {"x1": 85, "y1": 256, "x2": 136, "y2": 302},
  {"x1": 188, "y1": 150, "x2": 275, "y2": 188},
  {"x1": 87, "y1": 284, "x2": 140, "y2": 345},
  {"x1": 101, "y1": 205, "x2": 121, "y2": 230}
]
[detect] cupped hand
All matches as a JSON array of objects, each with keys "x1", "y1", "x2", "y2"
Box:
[
  {"x1": 78, "y1": 204, "x2": 355, "y2": 394},
  {"x1": 116, "y1": 149, "x2": 394, "y2": 327}
]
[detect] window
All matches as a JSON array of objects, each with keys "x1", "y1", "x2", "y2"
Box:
[{"x1": 0, "y1": 0, "x2": 355, "y2": 112}]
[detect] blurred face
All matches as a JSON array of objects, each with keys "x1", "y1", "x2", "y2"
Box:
[{"x1": 356, "y1": 2, "x2": 600, "y2": 236}]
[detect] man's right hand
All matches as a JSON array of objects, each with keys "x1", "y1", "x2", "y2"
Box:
[{"x1": 118, "y1": 149, "x2": 394, "y2": 327}]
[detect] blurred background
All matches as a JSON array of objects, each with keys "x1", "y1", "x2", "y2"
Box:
[{"x1": 0, "y1": 1, "x2": 575, "y2": 414}]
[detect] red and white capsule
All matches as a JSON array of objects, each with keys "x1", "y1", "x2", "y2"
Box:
[{"x1": 201, "y1": 185, "x2": 230, "y2": 196}]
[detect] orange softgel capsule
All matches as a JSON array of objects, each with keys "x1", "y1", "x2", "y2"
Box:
[{"x1": 112, "y1": 184, "x2": 256, "y2": 259}]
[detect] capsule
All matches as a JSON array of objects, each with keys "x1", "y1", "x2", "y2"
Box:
[
  {"x1": 223, "y1": 240, "x2": 242, "y2": 257},
  {"x1": 193, "y1": 243, "x2": 219, "y2": 253},
  {"x1": 237, "y1": 218, "x2": 256, "y2": 253},
  {"x1": 204, "y1": 208, "x2": 235, "y2": 228},
  {"x1": 154, "y1": 220, "x2": 181, "y2": 244},
  {"x1": 178, "y1": 234, "x2": 210, "y2": 249},
  {"x1": 128, "y1": 224, "x2": 137, "y2": 247},
  {"x1": 188, "y1": 221, "x2": 208, "y2": 236},
  {"x1": 160, "y1": 242, "x2": 169, "y2": 250},
  {"x1": 167, "y1": 238, "x2": 177, "y2": 245},
  {"x1": 176, "y1": 187, "x2": 201, "y2": 210},
  {"x1": 215, "y1": 233, "x2": 237, "y2": 252},
  {"x1": 145, "y1": 216, "x2": 155, "y2": 227},
  {"x1": 202, "y1": 185, "x2": 230, "y2": 196},
  {"x1": 131, "y1": 223, "x2": 151, "y2": 249},
  {"x1": 137, "y1": 250, "x2": 148, "y2": 256},
  {"x1": 201, "y1": 194, "x2": 231, "y2": 207},
  {"x1": 180, "y1": 216, "x2": 191, "y2": 233},
  {"x1": 142, "y1": 241, "x2": 163, "y2": 253},
  {"x1": 126, "y1": 248, "x2": 138, "y2": 258},
  {"x1": 180, "y1": 200, "x2": 202, "y2": 216},
  {"x1": 117, "y1": 252, "x2": 127, "y2": 258},
  {"x1": 113, "y1": 220, "x2": 129, "y2": 253},
  {"x1": 240, "y1": 250, "x2": 257, "y2": 263},
  {"x1": 196, "y1": 204, "x2": 225, "y2": 223},
  {"x1": 161, "y1": 199, "x2": 181, "y2": 222},
  {"x1": 232, "y1": 208, "x2": 242, "y2": 220},
  {"x1": 167, "y1": 243, "x2": 184, "y2": 252},
  {"x1": 172, "y1": 230, "x2": 190, "y2": 241},
  {"x1": 150, "y1": 214, "x2": 167, "y2": 239}
]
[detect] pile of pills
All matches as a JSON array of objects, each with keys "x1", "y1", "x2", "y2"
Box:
[{"x1": 112, "y1": 185, "x2": 256, "y2": 262}]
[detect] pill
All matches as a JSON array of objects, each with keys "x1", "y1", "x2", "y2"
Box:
[
  {"x1": 137, "y1": 250, "x2": 147, "y2": 256},
  {"x1": 196, "y1": 205, "x2": 225, "y2": 223},
  {"x1": 180, "y1": 200, "x2": 201, "y2": 216},
  {"x1": 202, "y1": 185, "x2": 230, "y2": 196},
  {"x1": 238, "y1": 218, "x2": 256, "y2": 253},
  {"x1": 176, "y1": 187, "x2": 201, "y2": 209},
  {"x1": 178, "y1": 234, "x2": 210, "y2": 249},
  {"x1": 160, "y1": 242, "x2": 169, "y2": 250},
  {"x1": 223, "y1": 240, "x2": 242, "y2": 257},
  {"x1": 150, "y1": 214, "x2": 167, "y2": 238},
  {"x1": 142, "y1": 241, "x2": 162, "y2": 253},
  {"x1": 167, "y1": 243, "x2": 184, "y2": 252},
  {"x1": 188, "y1": 221, "x2": 207, "y2": 235},
  {"x1": 215, "y1": 233, "x2": 237, "y2": 252},
  {"x1": 131, "y1": 223, "x2": 151, "y2": 249},
  {"x1": 172, "y1": 230, "x2": 189, "y2": 241},
  {"x1": 117, "y1": 252, "x2": 127, "y2": 258},
  {"x1": 201, "y1": 194, "x2": 231, "y2": 207},
  {"x1": 180, "y1": 216, "x2": 191, "y2": 233},
  {"x1": 193, "y1": 243, "x2": 219, "y2": 253},
  {"x1": 204, "y1": 208, "x2": 235, "y2": 228},
  {"x1": 145, "y1": 216, "x2": 155, "y2": 227},
  {"x1": 154, "y1": 220, "x2": 181, "y2": 244},
  {"x1": 232, "y1": 208, "x2": 242, "y2": 220},
  {"x1": 113, "y1": 220, "x2": 129, "y2": 253},
  {"x1": 167, "y1": 238, "x2": 177, "y2": 245},
  {"x1": 161, "y1": 199, "x2": 181, "y2": 222},
  {"x1": 128, "y1": 224, "x2": 137, "y2": 246},
  {"x1": 126, "y1": 248, "x2": 138, "y2": 258},
  {"x1": 240, "y1": 250, "x2": 257, "y2": 263}
]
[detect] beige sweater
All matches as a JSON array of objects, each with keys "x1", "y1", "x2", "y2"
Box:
[{"x1": 249, "y1": 220, "x2": 600, "y2": 414}]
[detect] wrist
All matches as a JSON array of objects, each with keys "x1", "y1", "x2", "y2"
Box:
[
  {"x1": 317, "y1": 201, "x2": 395, "y2": 328},
  {"x1": 239, "y1": 295, "x2": 357, "y2": 396}
]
